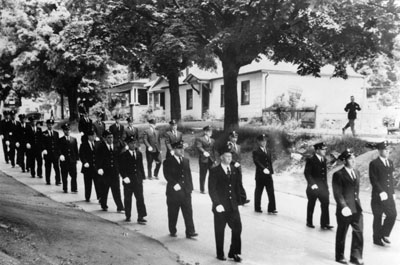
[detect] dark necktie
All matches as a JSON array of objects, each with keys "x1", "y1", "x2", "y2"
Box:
[
  {"x1": 227, "y1": 167, "x2": 231, "y2": 176},
  {"x1": 179, "y1": 157, "x2": 183, "y2": 164},
  {"x1": 351, "y1": 170, "x2": 356, "y2": 180}
]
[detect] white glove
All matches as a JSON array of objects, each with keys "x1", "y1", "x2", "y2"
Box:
[
  {"x1": 203, "y1": 151, "x2": 210, "y2": 157},
  {"x1": 5, "y1": 140, "x2": 10, "y2": 146},
  {"x1": 148, "y1": 146, "x2": 153, "y2": 152},
  {"x1": 216, "y1": 205, "x2": 225, "y2": 213},
  {"x1": 59, "y1": 155, "x2": 65, "y2": 161},
  {"x1": 394, "y1": 194, "x2": 397, "y2": 200},
  {"x1": 125, "y1": 145, "x2": 129, "y2": 150},
  {"x1": 123, "y1": 177, "x2": 131, "y2": 184},
  {"x1": 84, "y1": 162, "x2": 90, "y2": 168},
  {"x1": 42, "y1": 150, "x2": 48, "y2": 155},
  {"x1": 16, "y1": 142, "x2": 20, "y2": 148},
  {"x1": 380, "y1": 192, "x2": 388, "y2": 201},
  {"x1": 95, "y1": 137, "x2": 100, "y2": 141},
  {"x1": 263, "y1": 168, "x2": 270, "y2": 174},
  {"x1": 173, "y1": 184, "x2": 181, "y2": 191},
  {"x1": 234, "y1": 162, "x2": 240, "y2": 168},
  {"x1": 26, "y1": 143, "x2": 31, "y2": 149},
  {"x1": 0, "y1": 135, "x2": 3, "y2": 140},
  {"x1": 80, "y1": 132, "x2": 84, "y2": 135},
  {"x1": 341, "y1": 207, "x2": 352, "y2": 217},
  {"x1": 98, "y1": 169, "x2": 104, "y2": 175},
  {"x1": 9, "y1": 132, "x2": 12, "y2": 136},
  {"x1": 170, "y1": 150, "x2": 175, "y2": 156},
  {"x1": 311, "y1": 184, "x2": 318, "y2": 190}
]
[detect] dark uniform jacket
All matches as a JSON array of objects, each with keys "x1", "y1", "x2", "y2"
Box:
[
  {"x1": 229, "y1": 142, "x2": 241, "y2": 163},
  {"x1": 42, "y1": 130, "x2": 61, "y2": 157},
  {"x1": 59, "y1": 136, "x2": 79, "y2": 163},
  {"x1": 93, "y1": 120, "x2": 105, "y2": 140},
  {"x1": 16, "y1": 122, "x2": 29, "y2": 146},
  {"x1": 369, "y1": 157, "x2": 395, "y2": 201},
  {"x1": 332, "y1": 167, "x2": 362, "y2": 215},
  {"x1": 26, "y1": 125, "x2": 43, "y2": 151},
  {"x1": 2, "y1": 119, "x2": 18, "y2": 142},
  {"x1": 209, "y1": 164, "x2": 242, "y2": 213},
  {"x1": 143, "y1": 127, "x2": 161, "y2": 152},
  {"x1": 253, "y1": 147, "x2": 274, "y2": 181},
  {"x1": 109, "y1": 123, "x2": 125, "y2": 150},
  {"x1": 124, "y1": 126, "x2": 139, "y2": 142},
  {"x1": 79, "y1": 140, "x2": 99, "y2": 173},
  {"x1": 164, "y1": 130, "x2": 183, "y2": 154},
  {"x1": 163, "y1": 156, "x2": 193, "y2": 196},
  {"x1": 119, "y1": 149, "x2": 145, "y2": 186},
  {"x1": 78, "y1": 117, "x2": 93, "y2": 136},
  {"x1": 196, "y1": 135, "x2": 216, "y2": 164},
  {"x1": 304, "y1": 154, "x2": 328, "y2": 190},
  {"x1": 345, "y1": 102, "x2": 361, "y2": 120},
  {"x1": 96, "y1": 142, "x2": 120, "y2": 175}
]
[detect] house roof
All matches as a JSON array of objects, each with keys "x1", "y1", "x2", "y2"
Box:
[{"x1": 109, "y1": 79, "x2": 149, "y2": 93}]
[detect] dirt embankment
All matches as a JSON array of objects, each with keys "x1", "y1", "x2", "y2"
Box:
[{"x1": 0, "y1": 172, "x2": 180, "y2": 265}]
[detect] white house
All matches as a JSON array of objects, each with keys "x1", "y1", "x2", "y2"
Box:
[{"x1": 146, "y1": 56, "x2": 366, "y2": 129}]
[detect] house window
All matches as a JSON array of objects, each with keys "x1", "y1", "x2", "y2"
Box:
[
  {"x1": 138, "y1": 89, "x2": 148, "y2": 105},
  {"x1": 187, "y1": 89, "x2": 193, "y2": 110},
  {"x1": 241, "y1": 80, "x2": 250, "y2": 105},
  {"x1": 220, "y1": 85, "x2": 225, "y2": 107}
]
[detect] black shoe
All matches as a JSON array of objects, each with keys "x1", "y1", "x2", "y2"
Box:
[
  {"x1": 321, "y1": 225, "x2": 334, "y2": 230},
  {"x1": 268, "y1": 210, "x2": 278, "y2": 214},
  {"x1": 72, "y1": 190, "x2": 78, "y2": 193},
  {"x1": 336, "y1": 258, "x2": 348, "y2": 264},
  {"x1": 154, "y1": 176, "x2": 159, "y2": 180},
  {"x1": 63, "y1": 190, "x2": 67, "y2": 193},
  {"x1": 306, "y1": 223, "x2": 315, "y2": 228},
  {"x1": 255, "y1": 209, "x2": 262, "y2": 213},
  {"x1": 186, "y1": 232, "x2": 198, "y2": 239},
  {"x1": 137, "y1": 218, "x2": 147, "y2": 224},
  {"x1": 244, "y1": 199, "x2": 250, "y2": 204},
  {"x1": 117, "y1": 208, "x2": 125, "y2": 213},
  {"x1": 101, "y1": 207, "x2": 108, "y2": 211},
  {"x1": 170, "y1": 233, "x2": 177, "y2": 237},
  {"x1": 382, "y1": 237, "x2": 391, "y2": 244},
  {"x1": 228, "y1": 253, "x2": 242, "y2": 262},
  {"x1": 216, "y1": 255, "x2": 226, "y2": 261},
  {"x1": 31, "y1": 176, "x2": 35, "y2": 178},
  {"x1": 85, "y1": 199, "x2": 90, "y2": 202},
  {"x1": 21, "y1": 170, "x2": 25, "y2": 173},
  {"x1": 200, "y1": 191, "x2": 205, "y2": 194},
  {"x1": 125, "y1": 217, "x2": 131, "y2": 222},
  {"x1": 349, "y1": 258, "x2": 364, "y2": 265},
  {"x1": 373, "y1": 238, "x2": 385, "y2": 246},
  {"x1": 148, "y1": 177, "x2": 153, "y2": 180},
  {"x1": 46, "y1": 182, "x2": 51, "y2": 185},
  {"x1": 56, "y1": 183, "x2": 61, "y2": 186},
  {"x1": 38, "y1": 176, "x2": 43, "y2": 178}
]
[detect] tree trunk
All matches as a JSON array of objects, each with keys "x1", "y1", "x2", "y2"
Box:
[
  {"x1": 221, "y1": 54, "x2": 240, "y2": 132},
  {"x1": 167, "y1": 71, "x2": 182, "y2": 122},
  {"x1": 66, "y1": 77, "x2": 82, "y2": 122},
  {"x1": 60, "y1": 93, "x2": 64, "y2": 119}
]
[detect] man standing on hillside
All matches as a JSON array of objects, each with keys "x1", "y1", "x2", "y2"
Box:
[
  {"x1": 196, "y1": 125, "x2": 217, "y2": 194},
  {"x1": 342, "y1": 95, "x2": 361, "y2": 136},
  {"x1": 369, "y1": 141, "x2": 397, "y2": 247},
  {"x1": 143, "y1": 119, "x2": 162, "y2": 180}
]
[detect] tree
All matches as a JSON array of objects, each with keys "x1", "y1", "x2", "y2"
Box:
[{"x1": 178, "y1": 0, "x2": 400, "y2": 131}]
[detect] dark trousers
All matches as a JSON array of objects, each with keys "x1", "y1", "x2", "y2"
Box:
[
  {"x1": 124, "y1": 183, "x2": 147, "y2": 219},
  {"x1": 16, "y1": 146, "x2": 27, "y2": 171},
  {"x1": 145, "y1": 151, "x2": 161, "y2": 178},
  {"x1": 166, "y1": 193, "x2": 195, "y2": 235},
  {"x1": 371, "y1": 198, "x2": 397, "y2": 240},
  {"x1": 214, "y1": 210, "x2": 242, "y2": 257},
  {"x1": 199, "y1": 161, "x2": 211, "y2": 192},
  {"x1": 254, "y1": 176, "x2": 276, "y2": 212},
  {"x1": 44, "y1": 154, "x2": 61, "y2": 184},
  {"x1": 343, "y1": 119, "x2": 356, "y2": 136},
  {"x1": 2, "y1": 139, "x2": 8, "y2": 163},
  {"x1": 5, "y1": 141, "x2": 16, "y2": 166},
  {"x1": 306, "y1": 187, "x2": 330, "y2": 226},
  {"x1": 336, "y1": 212, "x2": 363, "y2": 261},
  {"x1": 60, "y1": 161, "x2": 77, "y2": 192},
  {"x1": 83, "y1": 170, "x2": 101, "y2": 201},
  {"x1": 27, "y1": 149, "x2": 42, "y2": 178},
  {"x1": 100, "y1": 173, "x2": 124, "y2": 211}
]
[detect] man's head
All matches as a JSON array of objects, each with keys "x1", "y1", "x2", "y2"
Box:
[
  {"x1": 87, "y1": 129, "x2": 96, "y2": 142},
  {"x1": 314, "y1": 142, "x2": 327, "y2": 157},
  {"x1": 256, "y1": 134, "x2": 267, "y2": 148},
  {"x1": 125, "y1": 135, "x2": 137, "y2": 150},
  {"x1": 148, "y1": 118, "x2": 156, "y2": 128},
  {"x1": 3, "y1": 111, "x2": 10, "y2": 120},
  {"x1": 339, "y1": 149, "x2": 355, "y2": 169},
  {"x1": 219, "y1": 144, "x2": 233, "y2": 165},
  {"x1": 18, "y1": 114, "x2": 26, "y2": 123},
  {"x1": 103, "y1": 130, "x2": 113, "y2": 145},
  {"x1": 169, "y1": 120, "x2": 178, "y2": 131},
  {"x1": 113, "y1": 114, "x2": 122, "y2": 124},
  {"x1": 46, "y1": 119, "x2": 54, "y2": 130},
  {"x1": 350, "y1": 95, "x2": 355, "y2": 102},
  {"x1": 61, "y1": 123, "x2": 70, "y2": 136},
  {"x1": 126, "y1": 117, "x2": 134, "y2": 127},
  {"x1": 172, "y1": 140, "x2": 185, "y2": 157},
  {"x1": 229, "y1": 131, "x2": 238, "y2": 144},
  {"x1": 377, "y1": 141, "x2": 390, "y2": 159},
  {"x1": 203, "y1": 126, "x2": 212, "y2": 137}
]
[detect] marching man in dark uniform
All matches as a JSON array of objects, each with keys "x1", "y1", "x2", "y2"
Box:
[
  {"x1": 15, "y1": 114, "x2": 29, "y2": 173},
  {"x1": 42, "y1": 119, "x2": 61, "y2": 185},
  {"x1": 124, "y1": 116, "x2": 139, "y2": 142},
  {"x1": 369, "y1": 141, "x2": 397, "y2": 246},
  {"x1": 342, "y1": 95, "x2": 361, "y2": 136},
  {"x1": 78, "y1": 111, "x2": 93, "y2": 142},
  {"x1": 1, "y1": 110, "x2": 18, "y2": 167},
  {"x1": 209, "y1": 143, "x2": 243, "y2": 262},
  {"x1": 163, "y1": 140, "x2": 198, "y2": 238},
  {"x1": 253, "y1": 134, "x2": 277, "y2": 214},
  {"x1": 304, "y1": 142, "x2": 333, "y2": 229},
  {"x1": 332, "y1": 149, "x2": 364, "y2": 265},
  {"x1": 196, "y1": 125, "x2": 217, "y2": 193},
  {"x1": 228, "y1": 131, "x2": 250, "y2": 204},
  {"x1": 26, "y1": 117, "x2": 43, "y2": 178},
  {"x1": 164, "y1": 120, "x2": 182, "y2": 159},
  {"x1": 59, "y1": 124, "x2": 79, "y2": 193},
  {"x1": 0, "y1": 110, "x2": 10, "y2": 163},
  {"x1": 96, "y1": 130, "x2": 124, "y2": 212},
  {"x1": 119, "y1": 135, "x2": 147, "y2": 223},
  {"x1": 79, "y1": 129, "x2": 101, "y2": 202},
  {"x1": 93, "y1": 111, "x2": 106, "y2": 141},
  {"x1": 109, "y1": 114, "x2": 125, "y2": 153},
  {"x1": 143, "y1": 119, "x2": 162, "y2": 180}
]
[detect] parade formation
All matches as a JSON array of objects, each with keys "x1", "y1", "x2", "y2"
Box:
[{"x1": 0, "y1": 108, "x2": 397, "y2": 265}]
